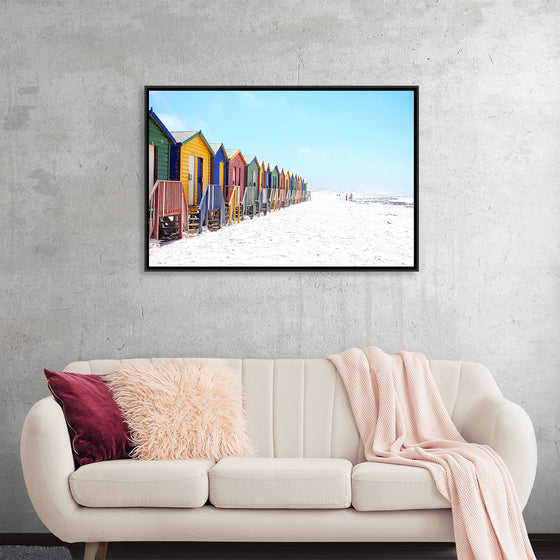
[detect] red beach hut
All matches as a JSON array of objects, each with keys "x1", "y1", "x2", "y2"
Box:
[
  {"x1": 224, "y1": 149, "x2": 247, "y2": 223},
  {"x1": 226, "y1": 150, "x2": 247, "y2": 201}
]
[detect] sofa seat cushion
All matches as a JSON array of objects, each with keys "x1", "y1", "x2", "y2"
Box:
[
  {"x1": 352, "y1": 462, "x2": 451, "y2": 511},
  {"x1": 69, "y1": 459, "x2": 214, "y2": 508},
  {"x1": 209, "y1": 457, "x2": 352, "y2": 509}
]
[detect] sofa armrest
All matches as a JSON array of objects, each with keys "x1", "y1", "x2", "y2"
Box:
[
  {"x1": 460, "y1": 394, "x2": 537, "y2": 509},
  {"x1": 21, "y1": 397, "x2": 79, "y2": 539}
]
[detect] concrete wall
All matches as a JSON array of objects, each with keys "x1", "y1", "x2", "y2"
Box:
[{"x1": 1, "y1": 0, "x2": 558, "y2": 533}]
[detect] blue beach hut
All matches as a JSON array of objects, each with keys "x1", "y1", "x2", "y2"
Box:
[{"x1": 209, "y1": 142, "x2": 229, "y2": 192}]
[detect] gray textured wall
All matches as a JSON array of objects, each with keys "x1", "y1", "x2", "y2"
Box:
[{"x1": 1, "y1": 0, "x2": 559, "y2": 533}]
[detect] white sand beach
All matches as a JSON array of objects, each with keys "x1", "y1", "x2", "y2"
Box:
[{"x1": 149, "y1": 189, "x2": 414, "y2": 267}]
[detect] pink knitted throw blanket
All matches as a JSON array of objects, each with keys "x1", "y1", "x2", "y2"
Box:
[{"x1": 327, "y1": 347, "x2": 535, "y2": 560}]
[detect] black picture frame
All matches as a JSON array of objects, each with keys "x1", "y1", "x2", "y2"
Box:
[{"x1": 145, "y1": 86, "x2": 418, "y2": 271}]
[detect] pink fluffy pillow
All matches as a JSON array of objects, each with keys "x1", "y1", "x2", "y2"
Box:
[{"x1": 104, "y1": 359, "x2": 253, "y2": 461}]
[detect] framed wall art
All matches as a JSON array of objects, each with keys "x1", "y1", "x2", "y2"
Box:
[{"x1": 146, "y1": 86, "x2": 418, "y2": 271}]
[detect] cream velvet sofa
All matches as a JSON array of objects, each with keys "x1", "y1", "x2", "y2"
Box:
[{"x1": 21, "y1": 358, "x2": 537, "y2": 560}]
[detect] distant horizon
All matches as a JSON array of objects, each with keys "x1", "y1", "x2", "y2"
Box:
[
  {"x1": 149, "y1": 88, "x2": 416, "y2": 197},
  {"x1": 310, "y1": 186, "x2": 414, "y2": 198}
]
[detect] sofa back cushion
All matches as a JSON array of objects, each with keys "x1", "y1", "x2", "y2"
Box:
[{"x1": 64, "y1": 358, "x2": 502, "y2": 465}]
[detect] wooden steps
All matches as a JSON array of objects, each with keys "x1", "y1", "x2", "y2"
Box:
[
  {"x1": 158, "y1": 215, "x2": 180, "y2": 240},
  {"x1": 187, "y1": 206, "x2": 199, "y2": 236},
  {"x1": 207, "y1": 209, "x2": 221, "y2": 232}
]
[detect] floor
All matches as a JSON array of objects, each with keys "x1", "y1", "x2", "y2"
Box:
[{"x1": 64, "y1": 540, "x2": 559, "y2": 560}]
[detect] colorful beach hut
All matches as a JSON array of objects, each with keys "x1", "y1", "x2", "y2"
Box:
[
  {"x1": 225, "y1": 149, "x2": 247, "y2": 224},
  {"x1": 147, "y1": 110, "x2": 187, "y2": 240},
  {"x1": 264, "y1": 163, "x2": 272, "y2": 209},
  {"x1": 226, "y1": 150, "x2": 247, "y2": 199},
  {"x1": 270, "y1": 165, "x2": 280, "y2": 210},
  {"x1": 209, "y1": 142, "x2": 229, "y2": 190},
  {"x1": 259, "y1": 161, "x2": 266, "y2": 196},
  {"x1": 265, "y1": 163, "x2": 271, "y2": 191},
  {"x1": 244, "y1": 156, "x2": 260, "y2": 217},
  {"x1": 279, "y1": 168, "x2": 286, "y2": 208},
  {"x1": 148, "y1": 108, "x2": 175, "y2": 185},
  {"x1": 170, "y1": 130, "x2": 214, "y2": 207},
  {"x1": 288, "y1": 171, "x2": 295, "y2": 205},
  {"x1": 258, "y1": 161, "x2": 268, "y2": 215}
]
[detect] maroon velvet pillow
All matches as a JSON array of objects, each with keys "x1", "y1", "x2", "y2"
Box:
[{"x1": 44, "y1": 369, "x2": 132, "y2": 467}]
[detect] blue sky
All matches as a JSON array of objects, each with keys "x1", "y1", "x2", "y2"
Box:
[{"x1": 149, "y1": 89, "x2": 415, "y2": 196}]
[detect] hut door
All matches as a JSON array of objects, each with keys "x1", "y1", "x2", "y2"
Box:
[
  {"x1": 197, "y1": 157, "x2": 203, "y2": 204},
  {"x1": 220, "y1": 162, "x2": 224, "y2": 187},
  {"x1": 188, "y1": 155, "x2": 195, "y2": 205},
  {"x1": 148, "y1": 145, "x2": 157, "y2": 186}
]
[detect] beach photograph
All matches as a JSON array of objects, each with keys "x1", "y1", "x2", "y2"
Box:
[{"x1": 147, "y1": 87, "x2": 417, "y2": 269}]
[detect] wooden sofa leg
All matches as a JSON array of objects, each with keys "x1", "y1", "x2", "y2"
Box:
[
  {"x1": 84, "y1": 543, "x2": 98, "y2": 560},
  {"x1": 84, "y1": 542, "x2": 108, "y2": 560},
  {"x1": 97, "y1": 542, "x2": 108, "y2": 560}
]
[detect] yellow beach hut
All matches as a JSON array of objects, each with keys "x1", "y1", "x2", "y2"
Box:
[
  {"x1": 170, "y1": 130, "x2": 214, "y2": 207},
  {"x1": 258, "y1": 160, "x2": 268, "y2": 214},
  {"x1": 285, "y1": 170, "x2": 292, "y2": 205}
]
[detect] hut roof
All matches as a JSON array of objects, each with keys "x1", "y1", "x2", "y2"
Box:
[
  {"x1": 172, "y1": 130, "x2": 214, "y2": 155},
  {"x1": 172, "y1": 130, "x2": 197, "y2": 143},
  {"x1": 244, "y1": 155, "x2": 258, "y2": 166},
  {"x1": 226, "y1": 149, "x2": 247, "y2": 165},
  {"x1": 209, "y1": 142, "x2": 227, "y2": 157}
]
